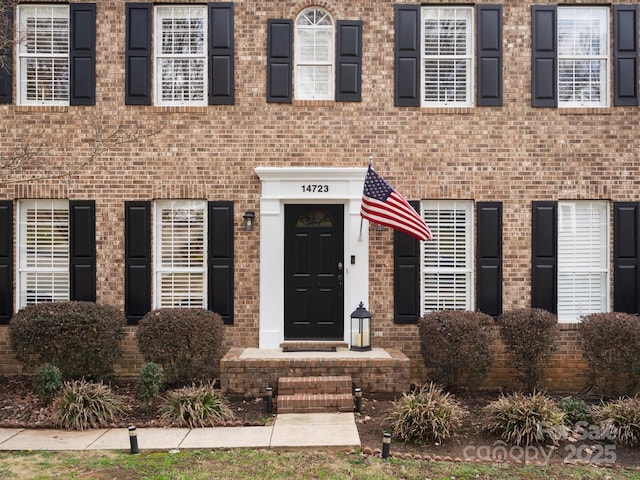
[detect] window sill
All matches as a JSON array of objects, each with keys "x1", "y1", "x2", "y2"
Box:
[
  {"x1": 15, "y1": 105, "x2": 69, "y2": 113},
  {"x1": 559, "y1": 107, "x2": 612, "y2": 115},
  {"x1": 292, "y1": 100, "x2": 334, "y2": 107},
  {"x1": 155, "y1": 106, "x2": 210, "y2": 113},
  {"x1": 421, "y1": 107, "x2": 474, "y2": 115}
]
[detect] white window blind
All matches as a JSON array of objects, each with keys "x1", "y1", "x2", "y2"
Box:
[
  {"x1": 558, "y1": 7, "x2": 608, "y2": 107},
  {"x1": 155, "y1": 6, "x2": 207, "y2": 106},
  {"x1": 558, "y1": 201, "x2": 609, "y2": 321},
  {"x1": 421, "y1": 7, "x2": 473, "y2": 106},
  {"x1": 295, "y1": 7, "x2": 334, "y2": 100},
  {"x1": 17, "y1": 5, "x2": 69, "y2": 105},
  {"x1": 18, "y1": 200, "x2": 69, "y2": 307},
  {"x1": 421, "y1": 200, "x2": 473, "y2": 312},
  {"x1": 156, "y1": 201, "x2": 206, "y2": 308}
]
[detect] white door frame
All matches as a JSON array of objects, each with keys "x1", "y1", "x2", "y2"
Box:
[{"x1": 255, "y1": 167, "x2": 369, "y2": 348}]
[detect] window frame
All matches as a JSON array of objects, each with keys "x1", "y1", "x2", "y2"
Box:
[
  {"x1": 16, "y1": 4, "x2": 70, "y2": 106},
  {"x1": 154, "y1": 5, "x2": 208, "y2": 107},
  {"x1": 557, "y1": 6, "x2": 609, "y2": 108},
  {"x1": 420, "y1": 200, "x2": 474, "y2": 313},
  {"x1": 154, "y1": 200, "x2": 208, "y2": 309},
  {"x1": 294, "y1": 6, "x2": 335, "y2": 101},
  {"x1": 17, "y1": 199, "x2": 70, "y2": 308},
  {"x1": 420, "y1": 5, "x2": 474, "y2": 107},
  {"x1": 557, "y1": 200, "x2": 610, "y2": 322}
]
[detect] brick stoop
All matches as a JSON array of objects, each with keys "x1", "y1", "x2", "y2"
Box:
[{"x1": 277, "y1": 375, "x2": 354, "y2": 414}]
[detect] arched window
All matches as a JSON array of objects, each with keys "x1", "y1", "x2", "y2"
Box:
[{"x1": 295, "y1": 7, "x2": 334, "y2": 100}]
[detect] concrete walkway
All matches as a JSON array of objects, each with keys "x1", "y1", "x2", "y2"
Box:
[{"x1": 0, "y1": 413, "x2": 360, "y2": 452}]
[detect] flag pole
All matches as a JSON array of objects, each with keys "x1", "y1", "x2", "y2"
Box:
[{"x1": 359, "y1": 157, "x2": 373, "y2": 242}]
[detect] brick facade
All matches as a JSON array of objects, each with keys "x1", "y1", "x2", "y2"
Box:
[{"x1": 0, "y1": 0, "x2": 637, "y2": 394}]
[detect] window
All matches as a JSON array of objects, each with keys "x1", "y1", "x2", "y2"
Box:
[
  {"x1": 18, "y1": 200, "x2": 69, "y2": 307},
  {"x1": 17, "y1": 5, "x2": 69, "y2": 105},
  {"x1": 394, "y1": 4, "x2": 502, "y2": 107},
  {"x1": 295, "y1": 7, "x2": 334, "y2": 100},
  {"x1": 558, "y1": 7, "x2": 609, "y2": 107},
  {"x1": 155, "y1": 201, "x2": 207, "y2": 308},
  {"x1": 155, "y1": 6, "x2": 207, "y2": 106},
  {"x1": 557, "y1": 201, "x2": 609, "y2": 321},
  {"x1": 421, "y1": 200, "x2": 473, "y2": 312},
  {"x1": 422, "y1": 7, "x2": 473, "y2": 106},
  {"x1": 531, "y1": 5, "x2": 633, "y2": 108},
  {"x1": 125, "y1": 3, "x2": 234, "y2": 106}
]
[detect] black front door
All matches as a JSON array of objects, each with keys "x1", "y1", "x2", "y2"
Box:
[{"x1": 284, "y1": 204, "x2": 344, "y2": 339}]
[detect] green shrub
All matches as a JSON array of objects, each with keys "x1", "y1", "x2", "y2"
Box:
[
  {"x1": 34, "y1": 364, "x2": 63, "y2": 405},
  {"x1": 485, "y1": 391, "x2": 567, "y2": 446},
  {"x1": 139, "y1": 362, "x2": 164, "y2": 409},
  {"x1": 578, "y1": 312, "x2": 640, "y2": 396},
  {"x1": 160, "y1": 383, "x2": 235, "y2": 428},
  {"x1": 418, "y1": 310, "x2": 498, "y2": 390},
  {"x1": 52, "y1": 379, "x2": 128, "y2": 430},
  {"x1": 593, "y1": 396, "x2": 640, "y2": 447},
  {"x1": 137, "y1": 308, "x2": 225, "y2": 385},
  {"x1": 9, "y1": 302, "x2": 126, "y2": 380},
  {"x1": 559, "y1": 396, "x2": 593, "y2": 427},
  {"x1": 388, "y1": 383, "x2": 467, "y2": 444},
  {"x1": 497, "y1": 308, "x2": 558, "y2": 392}
]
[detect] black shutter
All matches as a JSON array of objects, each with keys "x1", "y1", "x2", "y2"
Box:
[
  {"x1": 209, "y1": 3, "x2": 234, "y2": 105},
  {"x1": 69, "y1": 3, "x2": 96, "y2": 106},
  {"x1": 477, "y1": 5, "x2": 503, "y2": 106},
  {"x1": 125, "y1": 201, "x2": 151, "y2": 324},
  {"x1": 531, "y1": 201, "x2": 557, "y2": 313},
  {"x1": 614, "y1": 5, "x2": 639, "y2": 106},
  {"x1": 69, "y1": 200, "x2": 96, "y2": 302},
  {"x1": 394, "y1": 4, "x2": 420, "y2": 107},
  {"x1": 0, "y1": 201, "x2": 13, "y2": 324},
  {"x1": 531, "y1": 6, "x2": 557, "y2": 107},
  {"x1": 208, "y1": 201, "x2": 234, "y2": 325},
  {"x1": 394, "y1": 201, "x2": 420, "y2": 324},
  {"x1": 125, "y1": 3, "x2": 151, "y2": 105},
  {"x1": 267, "y1": 19, "x2": 292, "y2": 103},
  {"x1": 336, "y1": 20, "x2": 362, "y2": 102},
  {"x1": 476, "y1": 202, "x2": 502, "y2": 317},
  {"x1": 614, "y1": 202, "x2": 640, "y2": 314},
  {"x1": 0, "y1": 3, "x2": 13, "y2": 104}
]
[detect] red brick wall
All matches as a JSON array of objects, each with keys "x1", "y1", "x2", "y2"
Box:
[{"x1": 0, "y1": 0, "x2": 637, "y2": 394}]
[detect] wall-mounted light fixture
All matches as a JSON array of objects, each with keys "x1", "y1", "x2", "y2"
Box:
[{"x1": 243, "y1": 210, "x2": 256, "y2": 231}]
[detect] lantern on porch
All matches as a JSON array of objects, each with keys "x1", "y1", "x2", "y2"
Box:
[{"x1": 350, "y1": 302, "x2": 371, "y2": 351}]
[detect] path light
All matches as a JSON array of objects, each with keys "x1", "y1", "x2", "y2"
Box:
[
  {"x1": 243, "y1": 210, "x2": 256, "y2": 231},
  {"x1": 265, "y1": 386, "x2": 273, "y2": 413},
  {"x1": 354, "y1": 387, "x2": 362, "y2": 413},
  {"x1": 382, "y1": 432, "x2": 391, "y2": 459},
  {"x1": 128, "y1": 425, "x2": 139, "y2": 454},
  {"x1": 350, "y1": 302, "x2": 371, "y2": 351}
]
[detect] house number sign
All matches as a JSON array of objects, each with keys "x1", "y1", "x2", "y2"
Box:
[{"x1": 301, "y1": 184, "x2": 329, "y2": 193}]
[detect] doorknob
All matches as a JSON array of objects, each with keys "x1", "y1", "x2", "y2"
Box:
[{"x1": 338, "y1": 262, "x2": 343, "y2": 271}]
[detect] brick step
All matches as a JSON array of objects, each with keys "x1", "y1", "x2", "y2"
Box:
[
  {"x1": 278, "y1": 375, "x2": 352, "y2": 396},
  {"x1": 277, "y1": 393, "x2": 354, "y2": 414},
  {"x1": 279, "y1": 341, "x2": 348, "y2": 352}
]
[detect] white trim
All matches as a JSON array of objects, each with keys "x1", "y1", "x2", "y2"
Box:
[{"x1": 255, "y1": 167, "x2": 368, "y2": 348}]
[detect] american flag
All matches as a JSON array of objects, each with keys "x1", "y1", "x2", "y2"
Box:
[{"x1": 360, "y1": 166, "x2": 432, "y2": 241}]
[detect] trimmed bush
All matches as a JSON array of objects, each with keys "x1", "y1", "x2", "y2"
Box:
[
  {"x1": 52, "y1": 379, "x2": 128, "y2": 430},
  {"x1": 593, "y1": 396, "x2": 640, "y2": 447},
  {"x1": 389, "y1": 383, "x2": 467, "y2": 444},
  {"x1": 418, "y1": 310, "x2": 498, "y2": 390},
  {"x1": 160, "y1": 383, "x2": 235, "y2": 428},
  {"x1": 485, "y1": 391, "x2": 567, "y2": 446},
  {"x1": 559, "y1": 397, "x2": 593, "y2": 427},
  {"x1": 497, "y1": 308, "x2": 558, "y2": 392},
  {"x1": 578, "y1": 312, "x2": 640, "y2": 396},
  {"x1": 34, "y1": 364, "x2": 63, "y2": 405},
  {"x1": 137, "y1": 308, "x2": 225, "y2": 385},
  {"x1": 139, "y1": 362, "x2": 164, "y2": 409},
  {"x1": 9, "y1": 302, "x2": 126, "y2": 380}
]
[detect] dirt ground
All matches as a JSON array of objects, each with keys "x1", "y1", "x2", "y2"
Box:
[{"x1": 1, "y1": 375, "x2": 639, "y2": 472}]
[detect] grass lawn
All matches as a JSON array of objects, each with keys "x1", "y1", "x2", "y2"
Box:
[{"x1": 1, "y1": 449, "x2": 640, "y2": 480}]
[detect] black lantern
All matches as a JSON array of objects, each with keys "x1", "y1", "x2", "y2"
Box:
[
  {"x1": 243, "y1": 210, "x2": 256, "y2": 231},
  {"x1": 350, "y1": 302, "x2": 371, "y2": 351}
]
